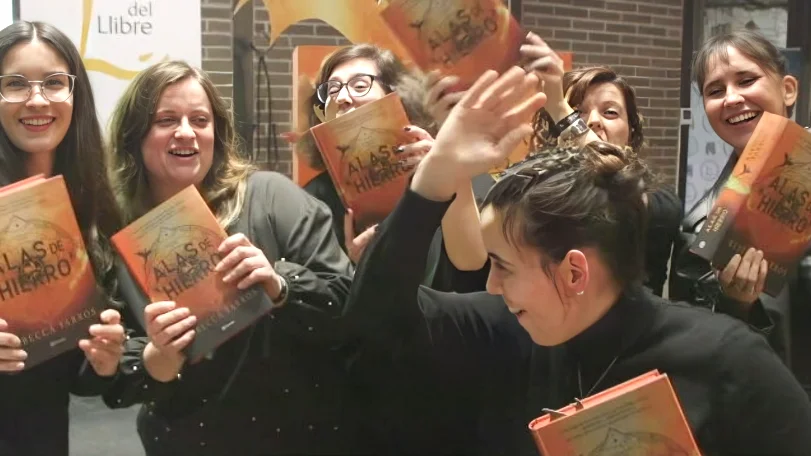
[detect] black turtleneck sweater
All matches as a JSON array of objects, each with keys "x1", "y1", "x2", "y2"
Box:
[{"x1": 345, "y1": 188, "x2": 811, "y2": 456}]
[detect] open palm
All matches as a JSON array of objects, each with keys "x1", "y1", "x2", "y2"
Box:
[{"x1": 428, "y1": 67, "x2": 547, "y2": 184}]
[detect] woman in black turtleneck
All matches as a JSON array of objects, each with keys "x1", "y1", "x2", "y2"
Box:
[{"x1": 345, "y1": 67, "x2": 811, "y2": 455}]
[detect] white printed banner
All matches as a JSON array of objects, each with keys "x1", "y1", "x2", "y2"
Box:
[{"x1": 19, "y1": 0, "x2": 202, "y2": 131}]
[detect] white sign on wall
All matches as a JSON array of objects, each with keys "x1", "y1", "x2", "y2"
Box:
[
  {"x1": 0, "y1": 3, "x2": 13, "y2": 30},
  {"x1": 19, "y1": 0, "x2": 202, "y2": 131}
]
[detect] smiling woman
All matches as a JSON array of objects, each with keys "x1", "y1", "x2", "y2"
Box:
[
  {"x1": 0, "y1": 20, "x2": 126, "y2": 456},
  {"x1": 104, "y1": 60, "x2": 357, "y2": 455}
]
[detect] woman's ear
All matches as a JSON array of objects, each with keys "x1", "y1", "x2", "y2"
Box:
[
  {"x1": 782, "y1": 74, "x2": 799, "y2": 113},
  {"x1": 561, "y1": 249, "x2": 589, "y2": 296}
]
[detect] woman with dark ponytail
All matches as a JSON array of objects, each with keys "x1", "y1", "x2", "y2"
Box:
[{"x1": 344, "y1": 68, "x2": 811, "y2": 455}]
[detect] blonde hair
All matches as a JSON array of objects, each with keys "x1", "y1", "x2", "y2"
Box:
[{"x1": 108, "y1": 60, "x2": 254, "y2": 227}]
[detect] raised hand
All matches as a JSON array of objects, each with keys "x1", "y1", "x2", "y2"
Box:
[
  {"x1": 412, "y1": 67, "x2": 546, "y2": 200},
  {"x1": 0, "y1": 318, "x2": 25, "y2": 372},
  {"x1": 520, "y1": 32, "x2": 569, "y2": 121},
  {"x1": 144, "y1": 301, "x2": 197, "y2": 357},
  {"x1": 424, "y1": 70, "x2": 466, "y2": 126},
  {"x1": 79, "y1": 309, "x2": 126, "y2": 377}
]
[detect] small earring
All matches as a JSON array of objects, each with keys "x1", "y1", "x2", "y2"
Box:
[{"x1": 577, "y1": 291, "x2": 584, "y2": 296}]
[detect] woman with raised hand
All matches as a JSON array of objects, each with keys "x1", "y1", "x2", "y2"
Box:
[
  {"x1": 525, "y1": 46, "x2": 683, "y2": 297},
  {"x1": 346, "y1": 67, "x2": 811, "y2": 455},
  {"x1": 293, "y1": 43, "x2": 488, "y2": 278},
  {"x1": 0, "y1": 21, "x2": 126, "y2": 456},
  {"x1": 103, "y1": 60, "x2": 356, "y2": 455},
  {"x1": 670, "y1": 29, "x2": 807, "y2": 366}
]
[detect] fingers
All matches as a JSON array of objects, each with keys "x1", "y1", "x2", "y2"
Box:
[
  {"x1": 403, "y1": 125, "x2": 434, "y2": 142},
  {"x1": 459, "y1": 70, "x2": 499, "y2": 109},
  {"x1": 354, "y1": 225, "x2": 377, "y2": 248},
  {"x1": 145, "y1": 301, "x2": 178, "y2": 323},
  {"x1": 151, "y1": 314, "x2": 197, "y2": 348},
  {"x1": 99, "y1": 309, "x2": 121, "y2": 325},
  {"x1": 215, "y1": 242, "x2": 260, "y2": 274},
  {"x1": 0, "y1": 346, "x2": 27, "y2": 363},
  {"x1": 425, "y1": 74, "x2": 459, "y2": 107},
  {"x1": 732, "y1": 248, "x2": 758, "y2": 292},
  {"x1": 0, "y1": 359, "x2": 25, "y2": 372},
  {"x1": 88, "y1": 321, "x2": 125, "y2": 342},
  {"x1": 217, "y1": 233, "x2": 251, "y2": 257},
  {"x1": 0, "y1": 329, "x2": 21, "y2": 349},
  {"x1": 222, "y1": 251, "x2": 268, "y2": 284},
  {"x1": 344, "y1": 209, "x2": 357, "y2": 248},
  {"x1": 236, "y1": 266, "x2": 275, "y2": 290},
  {"x1": 399, "y1": 140, "x2": 433, "y2": 157},
  {"x1": 755, "y1": 258, "x2": 768, "y2": 295},
  {"x1": 149, "y1": 305, "x2": 192, "y2": 338},
  {"x1": 477, "y1": 67, "x2": 528, "y2": 111},
  {"x1": 495, "y1": 72, "x2": 542, "y2": 116},
  {"x1": 718, "y1": 253, "x2": 740, "y2": 287},
  {"x1": 745, "y1": 249, "x2": 764, "y2": 288},
  {"x1": 505, "y1": 92, "x2": 547, "y2": 127}
]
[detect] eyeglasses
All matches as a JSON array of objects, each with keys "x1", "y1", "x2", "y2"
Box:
[
  {"x1": 0, "y1": 73, "x2": 77, "y2": 103},
  {"x1": 316, "y1": 74, "x2": 378, "y2": 104}
]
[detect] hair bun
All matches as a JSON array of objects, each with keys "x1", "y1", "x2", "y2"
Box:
[{"x1": 585, "y1": 141, "x2": 648, "y2": 196}]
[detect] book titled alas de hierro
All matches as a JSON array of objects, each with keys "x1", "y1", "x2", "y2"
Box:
[
  {"x1": 111, "y1": 185, "x2": 274, "y2": 362},
  {"x1": 0, "y1": 175, "x2": 107, "y2": 369},
  {"x1": 377, "y1": 0, "x2": 524, "y2": 89},
  {"x1": 528, "y1": 370, "x2": 700, "y2": 456},
  {"x1": 690, "y1": 112, "x2": 811, "y2": 296},
  {"x1": 310, "y1": 92, "x2": 415, "y2": 230}
]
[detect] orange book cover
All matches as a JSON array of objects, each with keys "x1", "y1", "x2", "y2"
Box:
[
  {"x1": 111, "y1": 185, "x2": 274, "y2": 362},
  {"x1": 378, "y1": 0, "x2": 524, "y2": 89},
  {"x1": 690, "y1": 112, "x2": 811, "y2": 296},
  {"x1": 292, "y1": 45, "x2": 341, "y2": 188},
  {"x1": 0, "y1": 175, "x2": 107, "y2": 369},
  {"x1": 309, "y1": 92, "x2": 414, "y2": 231},
  {"x1": 528, "y1": 370, "x2": 700, "y2": 456}
]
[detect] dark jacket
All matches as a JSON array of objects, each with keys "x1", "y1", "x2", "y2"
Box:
[
  {"x1": 105, "y1": 172, "x2": 357, "y2": 455},
  {"x1": 346, "y1": 187, "x2": 811, "y2": 455}
]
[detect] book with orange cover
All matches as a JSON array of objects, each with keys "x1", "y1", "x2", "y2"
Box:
[
  {"x1": 292, "y1": 45, "x2": 341, "y2": 188},
  {"x1": 378, "y1": 0, "x2": 524, "y2": 89},
  {"x1": 111, "y1": 185, "x2": 274, "y2": 362},
  {"x1": 690, "y1": 112, "x2": 811, "y2": 296},
  {"x1": 309, "y1": 92, "x2": 414, "y2": 231},
  {"x1": 0, "y1": 175, "x2": 107, "y2": 369},
  {"x1": 528, "y1": 370, "x2": 700, "y2": 456}
]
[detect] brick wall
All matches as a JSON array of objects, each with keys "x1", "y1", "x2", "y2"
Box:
[
  {"x1": 522, "y1": 0, "x2": 684, "y2": 185},
  {"x1": 200, "y1": 0, "x2": 234, "y2": 99},
  {"x1": 202, "y1": 0, "x2": 684, "y2": 185}
]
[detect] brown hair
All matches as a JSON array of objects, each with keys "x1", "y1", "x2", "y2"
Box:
[
  {"x1": 532, "y1": 66, "x2": 644, "y2": 153},
  {"x1": 483, "y1": 141, "x2": 649, "y2": 288},
  {"x1": 693, "y1": 29, "x2": 794, "y2": 117},
  {"x1": 109, "y1": 60, "x2": 254, "y2": 227},
  {"x1": 0, "y1": 21, "x2": 121, "y2": 295},
  {"x1": 301, "y1": 43, "x2": 436, "y2": 170}
]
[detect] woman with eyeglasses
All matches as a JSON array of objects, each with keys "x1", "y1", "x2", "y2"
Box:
[
  {"x1": 0, "y1": 21, "x2": 126, "y2": 456},
  {"x1": 292, "y1": 44, "x2": 488, "y2": 285}
]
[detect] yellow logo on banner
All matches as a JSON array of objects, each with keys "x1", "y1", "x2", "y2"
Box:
[{"x1": 79, "y1": 0, "x2": 168, "y2": 80}]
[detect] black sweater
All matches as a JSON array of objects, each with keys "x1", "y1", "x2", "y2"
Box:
[{"x1": 345, "y1": 188, "x2": 811, "y2": 455}]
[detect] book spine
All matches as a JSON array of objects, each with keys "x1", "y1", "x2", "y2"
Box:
[{"x1": 310, "y1": 128, "x2": 353, "y2": 213}]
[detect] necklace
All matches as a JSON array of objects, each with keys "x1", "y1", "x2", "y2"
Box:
[{"x1": 577, "y1": 355, "x2": 620, "y2": 398}]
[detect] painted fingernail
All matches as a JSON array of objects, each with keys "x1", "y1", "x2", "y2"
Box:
[
  {"x1": 403, "y1": 126, "x2": 411, "y2": 132},
  {"x1": 395, "y1": 146, "x2": 404, "y2": 153}
]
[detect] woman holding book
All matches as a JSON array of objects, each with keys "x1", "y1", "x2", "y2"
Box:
[
  {"x1": 345, "y1": 67, "x2": 811, "y2": 455},
  {"x1": 0, "y1": 21, "x2": 127, "y2": 456},
  {"x1": 102, "y1": 60, "x2": 357, "y2": 455},
  {"x1": 293, "y1": 43, "x2": 488, "y2": 283},
  {"x1": 670, "y1": 30, "x2": 807, "y2": 369}
]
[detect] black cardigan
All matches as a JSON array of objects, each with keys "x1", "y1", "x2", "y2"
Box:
[{"x1": 345, "y1": 187, "x2": 811, "y2": 455}]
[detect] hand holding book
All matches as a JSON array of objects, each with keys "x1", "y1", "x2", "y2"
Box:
[
  {"x1": 215, "y1": 233, "x2": 285, "y2": 300},
  {"x1": 520, "y1": 32, "x2": 569, "y2": 122},
  {"x1": 0, "y1": 318, "x2": 25, "y2": 372},
  {"x1": 716, "y1": 247, "x2": 768, "y2": 308},
  {"x1": 78, "y1": 308, "x2": 126, "y2": 377}
]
